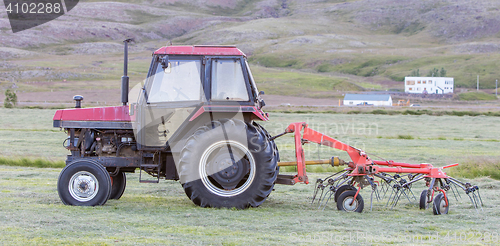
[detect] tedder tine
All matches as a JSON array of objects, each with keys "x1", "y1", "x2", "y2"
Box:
[
  {"x1": 311, "y1": 179, "x2": 324, "y2": 205},
  {"x1": 477, "y1": 188, "x2": 484, "y2": 207}
]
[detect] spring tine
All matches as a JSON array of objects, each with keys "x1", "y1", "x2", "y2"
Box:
[
  {"x1": 453, "y1": 183, "x2": 462, "y2": 199},
  {"x1": 381, "y1": 181, "x2": 391, "y2": 199},
  {"x1": 402, "y1": 188, "x2": 412, "y2": 203},
  {"x1": 375, "y1": 186, "x2": 381, "y2": 201},
  {"x1": 449, "y1": 182, "x2": 459, "y2": 202},
  {"x1": 391, "y1": 189, "x2": 402, "y2": 209},
  {"x1": 472, "y1": 192, "x2": 483, "y2": 212},
  {"x1": 321, "y1": 190, "x2": 335, "y2": 211},
  {"x1": 385, "y1": 186, "x2": 395, "y2": 207},
  {"x1": 370, "y1": 189, "x2": 374, "y2": 212},
  {"x1": 467, "y1": 193, "x2": 479, "y2": 213},
  {"x1": 477, "y1": 189, "x2": 484, "y2": 206},
  {"x1": 407, "y1": 187, "x2": 417, "y2": 201}
]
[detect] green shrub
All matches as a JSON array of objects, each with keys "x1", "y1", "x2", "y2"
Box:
[{"x1": 4, "y1": 89, "x2": 17, "y2": 108}]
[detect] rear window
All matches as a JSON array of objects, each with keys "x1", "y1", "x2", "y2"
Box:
[{"x1": 211, "y1": 59, "x2": 249, "y2": 101}]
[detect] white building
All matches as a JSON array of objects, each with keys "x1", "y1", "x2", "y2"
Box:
[
  {"x1": 343, "y1": 94, "x2": 392, "y2": 106},
  {"x1": 405, "y1": 77, "x2": 454, "y2": 94}
]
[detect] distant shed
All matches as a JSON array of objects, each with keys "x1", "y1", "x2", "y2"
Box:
[{"x1": 343, "y1": 94, "x2": 392, "y2": 106}]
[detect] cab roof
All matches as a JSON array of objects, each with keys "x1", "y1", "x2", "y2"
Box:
[{"x1": 153, "y1": 45, "x2": 246, "y2": 57}]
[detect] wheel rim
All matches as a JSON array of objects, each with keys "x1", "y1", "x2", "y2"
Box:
[
  {"x1": 439, "y1": 198, "x2": 447, "y2": 214},
  {"x1": 199, "y1": 140, "x2": 256, "y2": 197},
  {"x1": 342, "y1": 197, "x2": 358, "y2": 212},
  {"x1": 68, "y1": 171, "x2": 99, "y2": 202}
]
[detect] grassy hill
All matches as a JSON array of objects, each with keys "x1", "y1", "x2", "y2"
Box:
[{"x1": 1, "y1": 0, "x2": 500, "y2": 103}]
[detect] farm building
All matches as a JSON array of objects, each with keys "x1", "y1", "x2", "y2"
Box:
[
  {"x1": 343, "y1": 94, "x2": 392, "y2": 106},
  {"x1": 404, "y1": 77, "x2": 454, "y2": 94}
]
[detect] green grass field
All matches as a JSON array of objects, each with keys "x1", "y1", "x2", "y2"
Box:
[{"x1": 1, "y1": 108, "x2": 500, "y2": 245}]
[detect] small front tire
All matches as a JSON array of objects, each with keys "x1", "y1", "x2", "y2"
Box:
[
  {"x1": 419, "y1": 189, "x2": 430, "y2": 210},
  {"x1": 57, "y1": 160, "x2": 111, "y2": 206},
  {"x1": 337, "y1": 190, "x2": 364, "y2": 213},
  {"x1": 432, "y1": 193, "x2": 449, "y2": 215},
  {"x1": 334, "y1": 185, "x2": 357, "y2": 203}
]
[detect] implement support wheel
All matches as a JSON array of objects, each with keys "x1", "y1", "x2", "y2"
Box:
[{"x1": 337, "y1": 190, "x2": 364, "y2": 213}]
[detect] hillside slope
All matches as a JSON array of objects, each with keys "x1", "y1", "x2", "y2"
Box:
[{"x1": 1, "y1": 0, "x2": 500, "y2": 103}]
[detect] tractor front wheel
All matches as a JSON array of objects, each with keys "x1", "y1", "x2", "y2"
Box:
[
  {"x1": 179, "y1": 119, "x2": 278, "y2": 209},
  {"x1": 57, "y1": 160, "x2": 111, "y2": 206}
]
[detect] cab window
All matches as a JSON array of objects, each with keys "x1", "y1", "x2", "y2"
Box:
[
  {"x1": 211, "y1": 59, "x2": 249, "y2": 101},
  {"x1": 148, "y1": 59, "x2": 202, "y2": 103}
]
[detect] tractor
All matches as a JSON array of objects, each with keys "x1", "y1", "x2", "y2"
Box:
[{"x1": 54, "y1": 40, "x2": 279, "y2": 208}]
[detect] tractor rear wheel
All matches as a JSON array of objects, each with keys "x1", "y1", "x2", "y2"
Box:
[
  {"x1": 109, "y1": 172, "x2": 126, "y2": 200},
  {"x1": 57, "y1": 160, "x2": 111, "y2": 206},
  {"x1": 179, "y1": 119, "x2": 278, "y2": 209}
]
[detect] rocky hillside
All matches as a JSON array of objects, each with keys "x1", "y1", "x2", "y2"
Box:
[{"x1": 1, "y1": 0, "x2": 500, "y2": 102}]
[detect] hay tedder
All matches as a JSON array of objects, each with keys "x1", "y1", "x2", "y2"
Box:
[{"x1": 52, "y1": 41, "x2": 481, "y2": 214}]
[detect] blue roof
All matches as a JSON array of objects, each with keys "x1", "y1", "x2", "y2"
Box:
[{"x1": 344, "y1": 94, "x2": 391, "y2": 101}]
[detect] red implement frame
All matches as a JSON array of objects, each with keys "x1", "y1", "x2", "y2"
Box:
[{"x1": 285, "y1": 122, "x2": 455, "y2": 184}]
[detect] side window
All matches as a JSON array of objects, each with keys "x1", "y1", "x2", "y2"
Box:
[
  {"x1": 211, "y1": 59, "x2": 249, "y2": 101},
  {"x1": 148, "y1": 59, "x2": 202, "y2": 103}
]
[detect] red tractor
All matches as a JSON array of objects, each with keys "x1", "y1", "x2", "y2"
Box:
[{"x1": 53, "y1": 40, "x2": 279, "y2": 208}]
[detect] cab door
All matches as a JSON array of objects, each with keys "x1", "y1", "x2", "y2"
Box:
[{"x1": 135, "y1": 56, "x2": 205, "y2": 148}]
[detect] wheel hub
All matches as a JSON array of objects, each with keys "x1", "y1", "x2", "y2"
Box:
[
  {"x1": 68, "y1": 171, "x2": 99, "y2": 202},
  {"x1": 343, "y1": 197, "x2": 358, "y2": 211},
  {"x1": 207, "y1": 150, "x2": 249, "y2": 190},
  {"x1": 199, "y1": 140, "x2": 256, "y2": 197}
]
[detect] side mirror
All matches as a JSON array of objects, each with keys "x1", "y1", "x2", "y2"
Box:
[
  {"x1": 259, "y1": 91, "x2": 265, "y2": 95},
  {"x1": 161, "y1": 55, "x2": 169, "y2": 69}
]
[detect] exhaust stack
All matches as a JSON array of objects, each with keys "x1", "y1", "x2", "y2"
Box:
[{"x1": 122, "y1": 39, "x2": 133, "y2": 106}]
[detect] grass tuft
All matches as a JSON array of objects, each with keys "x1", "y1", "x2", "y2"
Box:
[
  {"x1": 397, "y1": 134, "x2": 414, "y2": 140},
  {"x1": 0, "y1": 157, "x2": 64, "y2": 168},
  {"x1": 458, "y1": 92, "x2": 498, "y2": 101}
]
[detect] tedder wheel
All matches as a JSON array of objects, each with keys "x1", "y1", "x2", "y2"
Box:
[
  {"x1": 334, "y1": 185, "x2": 357, "y2": 203},
  {"x1": 419, "y1": 189, "x2": 430, "y2": 210},
  {"x1": 432, "y1": 193, "x2": 449, "y2": 215},
  {"x1": 337, "y1": 190, "x2": 364, "y2": 213},
  {"x1": 179, "y1": 119, "x2": 278, "y2": 209},
  {"x1": 109, "y1": 172, "x2": 126, "y2": 200},
  {"x1": 57, "y1": 160, "x2": 111, "y2": 206}
]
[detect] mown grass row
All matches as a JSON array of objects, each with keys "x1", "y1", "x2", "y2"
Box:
[
  {"x1": 1, "y1": 156, "x2": 498, "y2": 180},
  {"x1": 276, "y1": 109, "x2": 500, "y2": 117},
  {"x1": 0, "y1": 157, "x2": 65, "y2": 168}
]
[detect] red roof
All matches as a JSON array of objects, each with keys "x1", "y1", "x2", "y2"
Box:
[{"x1": 153, "y1": 46, "x2": 246, "y2": 56}]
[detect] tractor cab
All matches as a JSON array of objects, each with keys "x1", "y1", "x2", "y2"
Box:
[{"x1": 133, "y1": 46, "x2": 267, "y2": 149}]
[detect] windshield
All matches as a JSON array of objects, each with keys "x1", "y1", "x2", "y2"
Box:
[{"x1": 148, "y1": 59, "x2": 202, "y2": 103}]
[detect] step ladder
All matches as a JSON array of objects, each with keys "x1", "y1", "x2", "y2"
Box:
[{"x1": 139, "y1": 152, "x2": 160, "y2": 183}]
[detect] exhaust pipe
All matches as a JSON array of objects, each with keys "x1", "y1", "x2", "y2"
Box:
[{"x1": 122, "y1": 39, "x2": 133, "y2": 106}]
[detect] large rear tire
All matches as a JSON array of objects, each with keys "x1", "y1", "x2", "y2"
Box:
[
  {"x1": 179, "y1": 119, "x2": 278, "y2": 209},
  {"x1": 57, "y1": 160, "x2": 111, "y2": 206}
]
